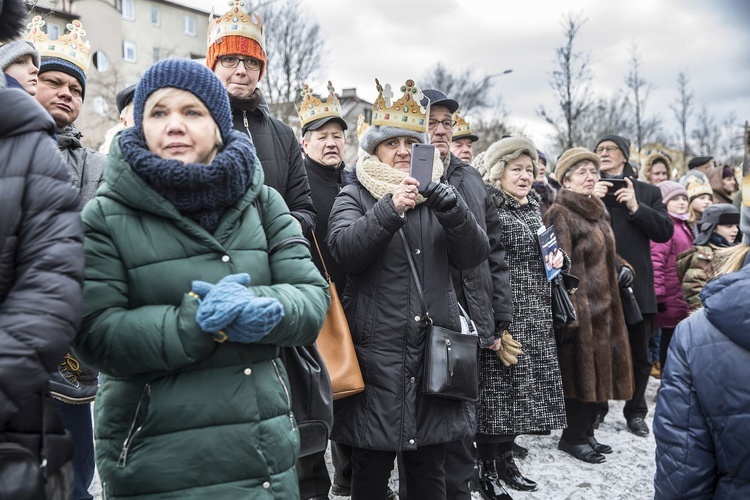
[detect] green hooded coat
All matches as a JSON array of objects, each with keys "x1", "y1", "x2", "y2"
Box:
[{"x1": 74, "y1": 140, "x2": 329, "y2": 499}]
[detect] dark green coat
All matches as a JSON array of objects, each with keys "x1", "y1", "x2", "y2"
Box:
[{"x1": 74, "y1": 141, "x2": 329, "y2": 499}]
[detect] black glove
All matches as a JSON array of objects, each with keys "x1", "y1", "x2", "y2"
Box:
[
  {"x1": 422, "y1": 182, "x2": 457, "y2": 212},
  {"x1": 617, "y1": 266, "x2": 634, "y2": 288},
  {"x1": 657, "y1": 302, "x2": 667, "y2": 312}
]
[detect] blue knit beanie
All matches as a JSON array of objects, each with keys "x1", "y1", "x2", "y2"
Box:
[
  {"x1": 134, "y1": 58, "x2": 232, "y2": 142},
  {"x1": 39, "y1": 56, "x2": 86, "y2": 99}
]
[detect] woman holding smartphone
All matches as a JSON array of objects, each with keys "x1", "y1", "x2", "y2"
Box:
[{"x1": 327, "y1": 79, "x2": 489, "y2": 500}]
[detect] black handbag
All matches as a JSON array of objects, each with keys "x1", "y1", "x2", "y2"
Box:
[
  {"x1": 400, "y1": 230, "x2": 479, "y2": 402},
  {"x1": 0, "y1": 393, "x2": 47, "y2": 500},
  {"x1": 619, "y1": 286, "x2": 643, "y2": 325},
  {"x1": 551, "y1": 273, "x2": 578, "y2": 328}
]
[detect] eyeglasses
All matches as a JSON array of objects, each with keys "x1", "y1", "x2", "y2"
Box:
[
  {"x1": 428, "y1": 119, "x2": 456, "y2": 131},
  {"x1": 218, "y1": 55, "x2": 262, "y2": 71},
  {"x1": 595, "y1": 145, "x2": 620, "y2": 154}
]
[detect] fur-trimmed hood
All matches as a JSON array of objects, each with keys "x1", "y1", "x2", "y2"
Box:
[{"x1": 640, "y1": 153, "x2": 672, "y2": 182}]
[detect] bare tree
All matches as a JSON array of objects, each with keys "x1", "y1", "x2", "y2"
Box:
[
  {"x1": 578, "y1": 91, "x2": 634, "y2": 150},
  {"x1": 420, "y1": 63, "x2": 495, "y2": 114},
  {"x1": 625, "y1": 45, "x2": 661, "y2": 154},
  {"x1": 538, "y1": 12, "x2": 594, "y2": 154},
  {"x1": 719, "y1": 112, "x2": 743, "y2": 166},
  {"x1": 260, "y1": 0, "x2": 325, "y2": 107},
  {"x1": 472, "y1": 99, "x2": 515, "y2": 154},
  {"x1": 669, "y1": 70, "x2": 695, "y2": 160},
  {"x1": 691, "y1": 106, "x2": 721, "y2": 156}
]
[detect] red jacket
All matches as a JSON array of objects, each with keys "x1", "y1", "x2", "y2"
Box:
[{"x1": 651, "y1": 215, "x2": 693, "y2": 327}]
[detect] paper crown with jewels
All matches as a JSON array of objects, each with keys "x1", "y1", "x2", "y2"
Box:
[
  {"x1": 25, "y1": 16, "x2": 90, "y2": 75},
  {"x1": 371, "y1": 78, "x2": 429, "y2": 133},
  {"x1": 208, "y1": 0, "x2": 265, "y2": 50},
  {"x1": 297, "y1": 81, "x2": 343, "y2": 129},
  {"x1": 452, "y1": 112, "x2": 479, "y2": 142}
]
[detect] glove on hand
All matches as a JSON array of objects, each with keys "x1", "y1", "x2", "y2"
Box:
[
  {"x1": 422, "y1": 182, "x2": 457, "y2": 212},
  {"x1": 496, "y1": 330, "x2": 524, "y2": 367},
  {"x1": 192, "y1": 273, "x2": 284, "y2": 344},
  {"x1": 617, "y1": 266, "x2": 634, "y2": 288}
]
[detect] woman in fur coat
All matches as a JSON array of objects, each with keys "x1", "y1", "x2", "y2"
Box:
[
  {"x1": 477, "y1": 137, "x2": 567, "y2": 496},
  {"x1": 543, "y1": 148, "x2": 634, "y2": 465}
]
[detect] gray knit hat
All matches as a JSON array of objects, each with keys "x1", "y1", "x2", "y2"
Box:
[
  {"x1": 694, "y1": 204, "x2": 741, "y2": 245},
  {"x1": 484, "y1": 136, "x2": 538, "y2": 183},
  {"x1": 0, "y1": 39, "x2": 40, "y2": 72},
  {"x1": 359, "y1": 125, "x2": 428, "y2": 155}
]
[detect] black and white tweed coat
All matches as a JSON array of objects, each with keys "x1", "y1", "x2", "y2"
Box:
[{"x1": 476, "y1": 185, "x2": 567, "y2": 435}]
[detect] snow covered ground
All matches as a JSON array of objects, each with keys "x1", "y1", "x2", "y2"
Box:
[{"x1": 91, "y1": 377, "x2": 660, "y2": 499}]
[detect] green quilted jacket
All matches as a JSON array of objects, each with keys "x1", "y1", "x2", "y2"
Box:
[{"x1": 73, "y1": 141, "x2": 329, "y2": 499}]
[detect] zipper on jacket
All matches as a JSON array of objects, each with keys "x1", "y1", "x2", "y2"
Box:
[
  {"x1": 117, "y1": 383, "x2": 151, "y2": 468},
  {"x1": 242, "y1": 110, "x2": 252, "y2": 137},
  {"x1": 271, "y1": 359, "x2": 296, "y2": 430}
]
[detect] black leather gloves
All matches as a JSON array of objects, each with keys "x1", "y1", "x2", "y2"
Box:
[
  {"x1": 422, "y1": 182, "x2": 457, "y2": 212},
  {"x1": 617, "y1": 266, "x2": 634, "y2": 288}
]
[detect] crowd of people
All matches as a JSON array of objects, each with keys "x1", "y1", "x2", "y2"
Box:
[{"x1": 1, "y1": 0, "x2": 748, "y2": 498}]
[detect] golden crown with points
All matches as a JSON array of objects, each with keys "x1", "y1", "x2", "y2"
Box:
[
  {"x1": 25, "y1": 16, "x2": 90, "y2": 75},
  {"x1": 371, "y1": 78, "x2": 428, "y2": 133},
  {"x1": 297, "y1": 81, "x2": 343, "y2": 130},
  {"x1": 208, "y1": 0, "x2": 265, "y2": 50},
  {"x1": 453, "y1": 112, "x2": 476, "y2": 140}
]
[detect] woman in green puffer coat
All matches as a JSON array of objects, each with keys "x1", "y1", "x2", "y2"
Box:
[{"x1": 72, "y1": 59, "x2": 329, "y2": 500}]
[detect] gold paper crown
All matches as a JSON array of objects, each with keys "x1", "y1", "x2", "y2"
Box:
[
  {"x1": 453, "y1": 112, "x2": 475, "y2": 139},
  {"x1": 25, "y1": 16, "x2": 90, "y2": 75},
  {"x1": 357, "y1": 114, "x2": 370, "y2": 141},
  {"x1": 297, "y1": 81, "x2": 343, "y2": 129},
  {"x1": 372, "y1": 78, "x2": 428, "y2": 133},
  {"x1": 208, "y1": 0, "x2": 265, "y2": 50}
]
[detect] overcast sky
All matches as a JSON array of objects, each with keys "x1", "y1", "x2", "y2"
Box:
[{"x1": 189, "y1": 0, "x2": 749, "y2": 155}]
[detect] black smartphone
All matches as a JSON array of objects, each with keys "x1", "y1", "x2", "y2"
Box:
[
  {"x1": 409, "y1": 144, "x2": 435, "y2": 193},
  {"x1": 603, "y1": 179, "x2": 628, "y2": 205}
]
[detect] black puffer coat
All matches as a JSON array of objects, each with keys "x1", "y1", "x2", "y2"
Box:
[
  {"x1": 0, "y1": 87, "x2": 82, "y2": 474},
  {"x1": 446, "y1": 154, "x2": 512, "y2": 347},
  {"x1": 230, "y1": 90, "x2": 316, "y2": 235},
  {"x1": 327, "y1": 169, "x2": 489, "y2": 451}
]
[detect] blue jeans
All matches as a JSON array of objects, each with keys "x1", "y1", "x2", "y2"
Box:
[
  {"x1": 648, "y1": 328, "x2": 661, "y2": 363},
  {"x1": 53, "y1": 401, "x2": 94, "y2": 500}
]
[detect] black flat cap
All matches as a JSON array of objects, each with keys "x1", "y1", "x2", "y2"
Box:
[
  {"x1": 688, "y1": 156, "x2": 713, "y2": 170},
  {"x1": 116, "y1": 84, "x2": 137, "y2": 114},
  {"x1": 420, "y1": 89, "x2": 459, "y2": 114}
]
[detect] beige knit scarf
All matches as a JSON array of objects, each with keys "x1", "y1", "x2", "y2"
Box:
[{"x1": 356, "y1": 150, "x2": 444, "y2": 204}]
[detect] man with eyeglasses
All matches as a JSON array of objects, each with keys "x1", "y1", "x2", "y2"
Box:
[
  {"x1": 420, "y1": 89, "x2": 513, "y2": 500},
  {"x1": 593, "y1": 134, "x2": 673, "y2": 439},
  {"x1": 207, "y1": 5, "x2": 316, "y2": 236}
]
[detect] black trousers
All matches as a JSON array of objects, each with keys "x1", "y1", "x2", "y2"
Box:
[
  {"x1": 351, "y1": 444, "x2": 447, "y2": 500},
  {"x1": 624, "y1": 314, "x2": 654, "y2": 420},
  {"x1": 561, "y1": 398, "x2": 600, "y2": 444},
  {"x1": 659, "y1": 327, "x2": 676, "y2": 373},
  {"x1": 398, "y1": 438, "x2": 475, "y2": 500},
  {"x1": 331, "y1": 441, "x2": 352, "y2": 489},
  {"x1": 296, "y1": 449, "x2": 331, "y2": 499}
]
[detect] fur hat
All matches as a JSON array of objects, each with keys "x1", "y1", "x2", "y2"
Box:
[
  {"x1": 682, "y1": 174, "x2": 713, "y2": 203},
  {"x1": 0, "y1": 39, "x2": 40, "y2": 72},
  {"x1": 484, "y1": 136, "x2": 538, "y2": 184},
  {"x1": 640, "y1": 152, "x2": 672, "y2": 182},
  {"x1": 688, "y1": 156, "x2": 713, "y2": 170},
  {"x1": 555, "y1": 147, "x2": 600, "y2": 183},
  {"x1": 694, "y1": 204, "x2": 740, "y2": 245},
  {"x1": 133, "y1": 58, "x2": 232, "y2": 142},
  {"x1": 595, "y1": 134, "x2": 631, "y2": 160},
  {"x1": 657, "y1": 180, "x2": 688, "y2": 205},
  {"x1": 359, "y1": 125, "x2": 428, "y2": 155}
]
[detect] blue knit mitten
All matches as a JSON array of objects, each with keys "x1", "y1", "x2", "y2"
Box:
[{"x1": 192, "y1": 273, "x2": 284, "y2": 343}]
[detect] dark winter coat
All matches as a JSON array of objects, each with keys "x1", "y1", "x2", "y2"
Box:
[
  {"x1": 477, "y1": 186, "x2": 567, "y2": 435},
  {"x1": 602, "y1": 165, "x2": 674, "y2": 314},
  {"x1": 0, "y1": 88, "x2": 81, "y2": 475},
  {"x1": 446, "y1": 153, "x2": 512, "y2": 347},
  {"x1": 74, "y1": 140, "x2": 329, "y2": 499},
  {"x1": 654, "y1": 262, "x2": 750, "y2": 499},
  {"x1": 544, "y1": 189, "x2": 633, "y2": 402},
  {"x1": 651, "y1": 215, "x2": 693, "y2": 327},
  {"x1": 230, "y1": 90, "x2": 316, "y2": 235},
  {"x1": 327, "y1": 169, "x2": 489, "y2": 451}
]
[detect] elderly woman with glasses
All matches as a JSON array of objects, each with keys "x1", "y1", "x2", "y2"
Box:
[{"x1": 543, "y1": 148, "x2": 634, "y2": 464}]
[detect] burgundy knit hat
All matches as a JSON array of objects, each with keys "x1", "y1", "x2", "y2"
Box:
[{"x1": 658, "y1": 180, "x2": 688, "y2": 205}]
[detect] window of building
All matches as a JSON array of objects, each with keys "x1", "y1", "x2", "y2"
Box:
[
  {"x1": 92, "y1": 51, "x2": 110, "y2": 72},
  {"x1": 152, "y1": 47, "x2": 161, "y2": 62},
  {"x1": 151, "y1": 5, "x2": 160, "y2": 27},
  {"x1": 46, "y1": 23, "x2": 60, "y2": 40},
  {"x1": 183, "y1": 15, "x2": 196, "y2": 36},
  {"x1": 122, "y1": 40, "x2": 136, "y2": 63},
  {"x1": 121, "y1": 0, "x2": 135, "y2": 20}
]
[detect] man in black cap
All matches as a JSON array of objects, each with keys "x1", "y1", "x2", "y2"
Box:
[
  {"x1": 688, "y1": 156, "x2": 714, "y2": 175},
  {"x1": 422, "y1": 89, "x2": 513, "y2": 499},
  {"x1": 116, "y1": 83, "x2": 136, "y2": 128},
  {"x1": 594, "y1": 134, "x2": 673, "y2": 438}
]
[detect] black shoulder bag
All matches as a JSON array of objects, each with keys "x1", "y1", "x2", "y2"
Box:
[{"x1": 399, "y1": 229, "x2": 479, "y2": 402}]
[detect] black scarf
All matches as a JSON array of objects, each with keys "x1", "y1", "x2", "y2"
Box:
[{"x1": 119, "y1": 127, "x2": 257, "y2": 233}]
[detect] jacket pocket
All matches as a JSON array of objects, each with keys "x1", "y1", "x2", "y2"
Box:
[{"x1": 117, "y1": 383, "x2": 151, "y2": 468}]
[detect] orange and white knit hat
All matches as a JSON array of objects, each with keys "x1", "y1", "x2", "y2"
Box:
[{"x1": 206, "y1": 0, "x2": 266, "y2": 79}]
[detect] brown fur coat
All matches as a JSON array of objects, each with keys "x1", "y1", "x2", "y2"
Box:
[{"x1": 544, "y1": 189, "x2": 634, "y2": 402}]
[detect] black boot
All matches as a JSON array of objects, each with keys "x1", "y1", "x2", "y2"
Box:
[
  {"x1": 497, "y1": 451, "x2": 537, "y2": 491},
  {"x1": 476, "y1": 460, "x2": 513, "y2": 500}
]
